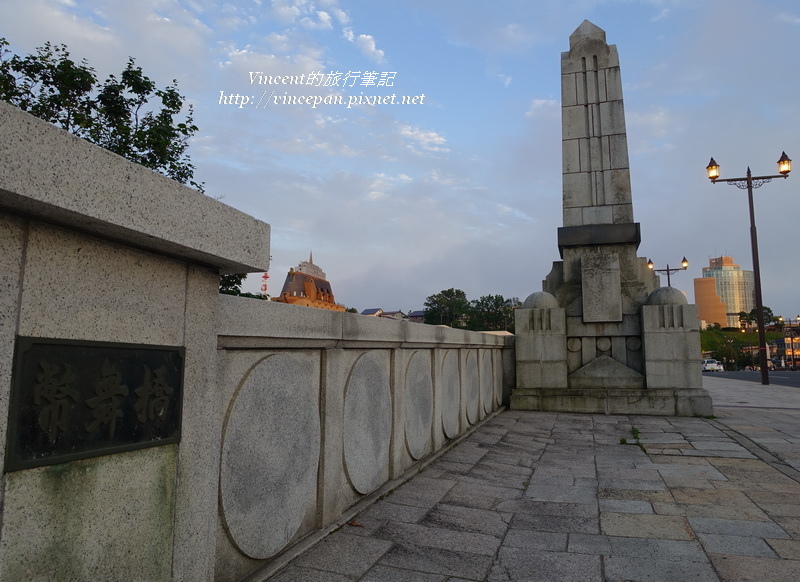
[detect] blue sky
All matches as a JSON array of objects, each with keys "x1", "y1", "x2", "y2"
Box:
[{"x1": 2, "y1": 0, "x2": 799, "y2": 318}]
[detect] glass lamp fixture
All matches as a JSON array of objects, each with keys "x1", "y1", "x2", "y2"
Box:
[
  {"x1": 778, "y1": 152, "x2": 792, "y2": 175},
  {"x1": 706, "y1": 158, "x2": 720, "y2": 180}
]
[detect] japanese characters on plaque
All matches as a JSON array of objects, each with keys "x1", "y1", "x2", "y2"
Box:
[{"x1": 5, "y1": 337, "x2": 184, "y2": 471}]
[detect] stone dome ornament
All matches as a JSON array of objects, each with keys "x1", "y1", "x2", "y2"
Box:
[
  {"x1": 522, "y1": 291, "x2": 559, "y2": 309},
  {"x1": 646, "y1": 286, "x2": 688, "y2": 306}
]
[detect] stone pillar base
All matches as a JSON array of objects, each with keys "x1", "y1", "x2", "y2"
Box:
[{"x1": 511, "y1": 387, "x2": 712, "y2": 417}]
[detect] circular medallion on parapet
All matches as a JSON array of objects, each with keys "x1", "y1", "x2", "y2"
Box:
[
  {"x1": 464, "y1": 350, "x2": 480, "y2": 425},
  {"x1": 481, "y1": 350, "x2": 493, "y2": 414},
  {"x1": 405, "y1": 351, "x2": 433, "y2": 460},
  {"x1": 522, "y1": 291, "x2": 559, "y2": 309},
  {"x1": 567, "y1": 338, "x2": 582, "y2": 352},
  {"x1": 343, "y1": 351, "x2": 392, "y2": 495},
  {"x1": 493, "y1": 351, "x2": 503, "y2": 407},
  {"x1": 626, "y1": 337, "x2": 642, "y2": 351},
  {"x1": 646, "y1": 287, "x2": 688, "y2": 305},
  {"x1": 220, "y1": 353, "x2": 320, "y2": 559},
  {"x1": 596, "y1": 337, "x2": 612, "y2": 352},
  {"x1": 440, "y1": 350, "x2": 460, "y2": 439}
]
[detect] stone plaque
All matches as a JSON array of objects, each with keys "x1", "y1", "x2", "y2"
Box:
[
  {"x1": 581, "y1": 252, "x2": 622, "y2": 322},
  {"x1": 5, "y1": 337, "x2": 184, "y2": 472}
]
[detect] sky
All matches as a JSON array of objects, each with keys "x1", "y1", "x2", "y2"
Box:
[{"x1": 2, "y1": 0, "x2": 799, "y2": 318}]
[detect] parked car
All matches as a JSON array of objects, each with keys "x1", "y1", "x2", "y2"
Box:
[{"x1": 701, "y1": 359, "x2": 724, "y2": 372}]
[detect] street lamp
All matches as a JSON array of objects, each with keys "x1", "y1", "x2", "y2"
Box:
[
  {"x1": 706, "y1": 152, "x2": 792, "y2": 385},
  {"x1": 647, "y1": 257, "x2": 688, "y2": 287}
]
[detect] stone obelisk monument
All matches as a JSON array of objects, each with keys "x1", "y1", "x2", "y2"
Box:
[{"x1": 512, "y1": 21, "x2": 712, "y2": 416}]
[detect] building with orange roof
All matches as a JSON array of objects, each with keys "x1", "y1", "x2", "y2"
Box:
[{"x1": 272, "y1": 253, "x2": 346, "y2": 312}]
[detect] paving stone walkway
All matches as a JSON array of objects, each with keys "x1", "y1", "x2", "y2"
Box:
[{"x1": 268, "y1": 376, "x2": 800, "y2": 581}]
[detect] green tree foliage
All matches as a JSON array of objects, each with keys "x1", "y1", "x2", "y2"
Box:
[
  {"x1": 468, "y1": 294, "x2": 520, "y2": 332},
  {"x1": 700, "y1": 326, "x2": 783, "y2": 370},
  {"x1": 423, "y1": 289, "x2": 520, "y2": 332},
  {"x1": 759, "y1": 306, "x2": 775, "y2": 327},
  {"x1": 738, "y1": 307, "x2": 776, "y2": 329},
  {"x1": 423, "y1": 288, "x2": 471, "y2": 328},
  {"x1": 738, "y1": 311, "x2": 753, "y2": 328},
  {"x1": 219, "y1": 274, "x2": 247, "y2": 295},
  {"x1": 0, "y1": 37, "x2": 248, "y2": 292},
  {"x1": 0, "y1": 38, "x2": 202, "y2": 190}
]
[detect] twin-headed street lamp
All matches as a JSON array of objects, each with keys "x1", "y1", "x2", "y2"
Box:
[
  {"x1": 647, "y1": 257, "x2": 688, "y2": 287},
  {"x1": 706, "y1": 152, "x2": 792, "y2": 385}
]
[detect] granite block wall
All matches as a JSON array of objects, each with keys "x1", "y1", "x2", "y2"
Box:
[{"x1": 214, "y1": 298, "x2": 511, "y2": 581}]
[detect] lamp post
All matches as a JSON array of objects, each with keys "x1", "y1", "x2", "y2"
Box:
[
  {"x1": 646, "y1": 257, "x2": 688, "y2": 287},
  {"x1": 706, "y1": 152, "x2": 792, "y2": 385}
]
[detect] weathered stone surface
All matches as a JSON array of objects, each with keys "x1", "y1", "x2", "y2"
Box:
[
  {"x1": 569, "y1": 355, "x2": 644, "y2": 389},
  {"x1": 220, "y1": 352, "x2": 320, "y2": 559},
  {"x1": 514, "y1": 21, "x2": 712, "y2": 416},
  {"x1": 488, "y1": 547, "x2": 601, "y2": 582},
  {"x1": 0, "y1": 214, "x2": 24, "y2": 475},
  {"x1": 405, "y1": 351, "x2": 433, "y2": 460},
  {"x1": 463, "y1": 350, "x2": 480, "y2": 425},
  {"x1": 710, "y1": 553, "x2": 800, "y2": 581},
  {"x1": 379, "y1": 544, "x2": 494, "y2": 580},
  {"x1": 292, "y1": 532, "x2": 393, "y2": 578},
  {"x1": 0, "y1": 101, "x2": 270, "y2": 273},
  {"x1": 581, "y1": 252, "x2": 622, "y2": 322},
  {"x1": 605, "y1": 555, "x2": 718, "y2": 582},
  {"x1": 439, "y1": 350, "x2": 461, "y2": 439},
  {"x1": 20, "y1": 222, "x2": 186, "y2": 344},
  {"x1": 602, "y1": 513, "x2": 695, "y2": 540},
  {"x1": 273, "y1": 384, "x2": 800, "y2": 582},
  {"x1": 1, "y1": 447, "x2": 176, "y2": 582},
  {"x1": 481, "y1": 350, "x2": 494, "y2": 414},
  {"x1": 344, "y1": 351, "x2": 392, "y2": 494}
]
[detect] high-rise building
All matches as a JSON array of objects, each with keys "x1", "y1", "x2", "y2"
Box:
[{"x1": 693, "y1": 256, "x2": 754, "y2": 328}]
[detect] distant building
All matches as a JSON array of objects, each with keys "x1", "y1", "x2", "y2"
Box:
[
  {"x1": 407, "y1": 310, "x2": 425, "y2": 323},
  {"x1": 775, "y1": 334, "x2": 799, "y2": 369},
  {"x1": 272, "y1": 253, "x2": 346, "y2": 312},
  {"x1": 360, "y1": 308, "x2": 406, "y2": 320},
  {"x1": 380, "y1": 310, "x2": 405, "y2": 320},
  {"x1": 693, "y1": 256, "x2": 754, "y2": 328}
]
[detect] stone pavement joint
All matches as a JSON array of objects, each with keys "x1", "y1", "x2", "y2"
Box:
[
  {"x1": 261, "y1": 376, "x2": 800, "y2": 581},
  {"x1": 708, "y1": 420, "x2": 800, "y2": 483}
]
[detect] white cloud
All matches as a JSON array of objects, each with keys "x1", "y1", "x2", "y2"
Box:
[
  {"x1": 627, "y1": 107, "x2": 680, "y2": 153},
  {"x1": 497, "y1": 203, "x2": 532, "y2": 221},
  {"x1": 300, "y1": 10, "x2": 332, "y2": 30},
  {"x1": 271, "y1": 0, "x2": 348, "y2": 30},
  {"x1": 330, "y1": 7, "x2": 349, "y2": 25},
  {"x1": 524, "y1": 98, "x2": 558, "y2": 118},
  {"x1": 398, "y1": 124, "x2": 449, "y2": 153},
  {"x1": 271, "y1": 0, "x2": 303, "y2": 23},
  {"x1": 355, "y1": 34, "x2": 385, "y2": 63},
  {"x1": 651, "y1": 8, "x2": 670, "y2": 22},
  {"x1": 778, "y1": 12, "x2": 800, "y2": 25},
  {"x1": 265, "y1": 32, "x2": 291, "y2": 52}
]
